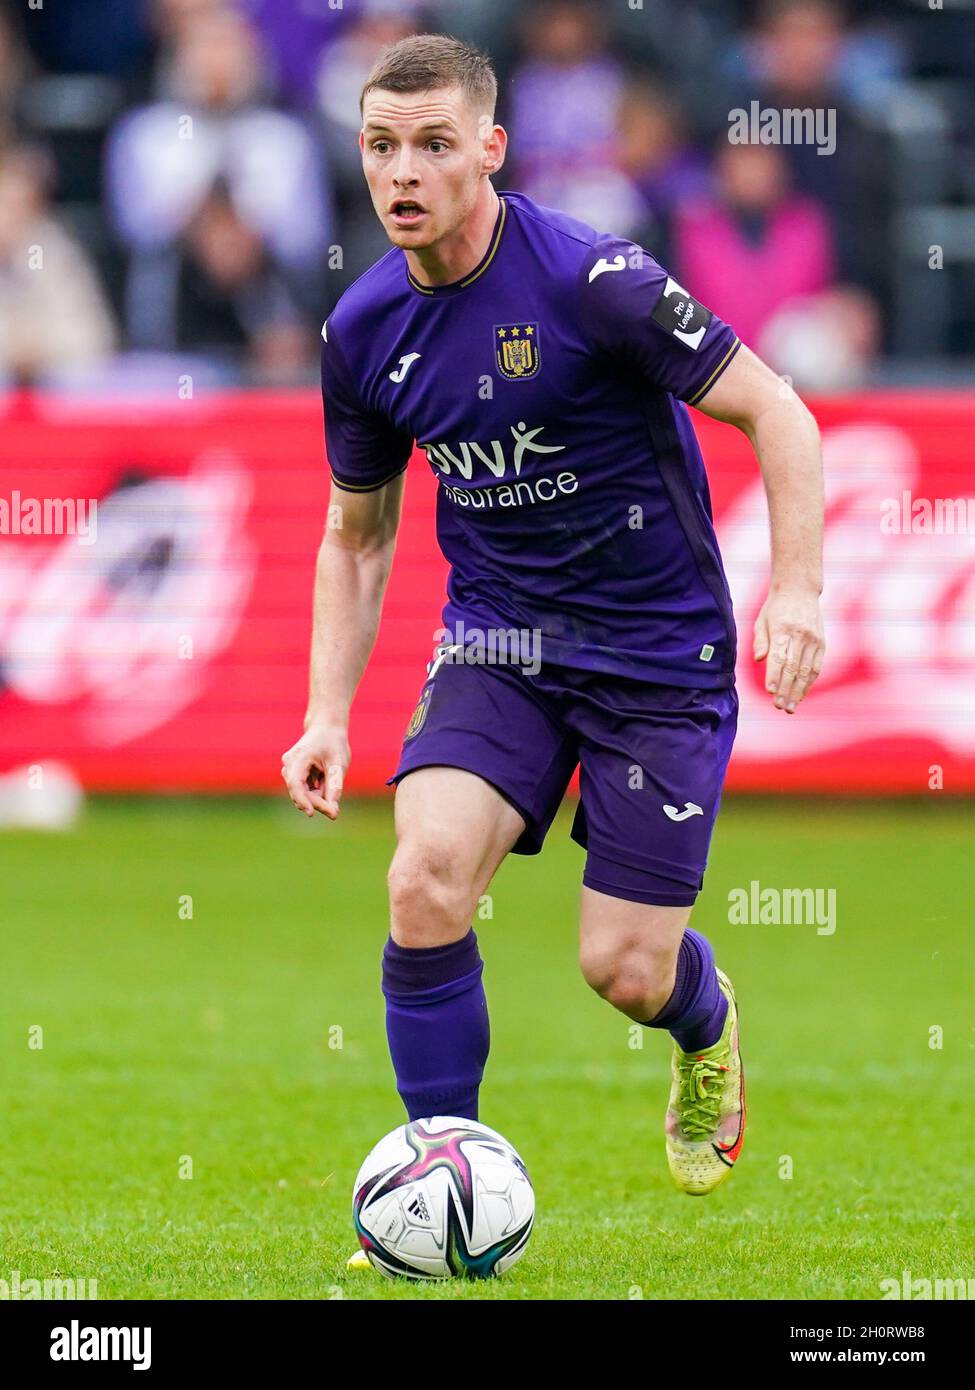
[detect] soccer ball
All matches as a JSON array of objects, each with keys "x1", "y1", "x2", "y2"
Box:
[{"x1": 352, "y1": 1116, "x2": 535, "y2": 1280}]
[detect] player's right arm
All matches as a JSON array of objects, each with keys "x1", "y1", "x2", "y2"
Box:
[
  {"x1": 282, "y1": 473, "x2": 406, "y2": 818},
  {"x1": 282, "y1": 319, "x2": 413, "y2": 819}
]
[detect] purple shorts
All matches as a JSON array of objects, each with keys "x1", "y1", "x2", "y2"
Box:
[{"x1": 387, "y1": 647, "x2": 738, "y2": 908}]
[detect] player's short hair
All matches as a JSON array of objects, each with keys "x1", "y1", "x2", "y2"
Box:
[{"x1": 360, "y1": 34, "x2": 497, "y2": 120}]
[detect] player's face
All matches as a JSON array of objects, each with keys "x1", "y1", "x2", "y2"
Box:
[{"x1": 360, "y1": 86, "x2": 494, "y2": 251}]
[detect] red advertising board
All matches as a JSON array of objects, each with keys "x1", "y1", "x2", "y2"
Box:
[{"x1": 1, "y1": 390, "x2": 973, "y2": 793}]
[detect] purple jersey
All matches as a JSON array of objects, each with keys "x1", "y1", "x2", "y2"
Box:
[{"x1": 320, "y1": 191, "x2": 741, "y2": 686}]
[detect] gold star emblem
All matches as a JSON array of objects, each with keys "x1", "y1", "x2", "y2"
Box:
[
  {"x1": 497, "y1": 328, "x2": 506, "y2": 338},
  {"x1": 511, "y1": 326, "x2": 520, "y2": 336},
  {"x1": 525, "y1": 326, "x2": 534, "y2": 335}
]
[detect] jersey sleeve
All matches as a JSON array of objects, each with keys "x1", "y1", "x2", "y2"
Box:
[
  {"x1": 320, "y1": 321, "x2": 413, "y2": 492},
  {"x1": 577, "y1": 236, "x2": 741, "y2": 406}
]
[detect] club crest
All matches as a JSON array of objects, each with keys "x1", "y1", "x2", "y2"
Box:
[
  {"x1": 495, "y1": 322, "x2": 540, "y2": 380},
  {"x1": 404, "y1": 686, "x2": 432, "y2": 740}
]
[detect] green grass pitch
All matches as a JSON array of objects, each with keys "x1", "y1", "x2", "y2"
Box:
[{"x1": 1, "y1": 795, "x2": 972, "y2": 1300}]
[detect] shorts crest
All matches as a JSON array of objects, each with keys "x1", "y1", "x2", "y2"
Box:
[{"x1": 404, "y1": 686, "x2": 432, "y2": 740}]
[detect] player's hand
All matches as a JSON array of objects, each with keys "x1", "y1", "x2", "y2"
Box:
[
  {"x1": 281, "y1": 722, "x2": 350, "y2": 819},
  {"x1": 753, "y1": 587, "x2": 825, "y2": 714}
]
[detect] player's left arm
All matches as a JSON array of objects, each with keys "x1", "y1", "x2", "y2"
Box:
[{"x1": 692, "y1": 343, "x2": 825, "y2": 714}]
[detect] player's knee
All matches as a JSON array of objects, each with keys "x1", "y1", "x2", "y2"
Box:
[
  {"x1": 579, "y1": 941, "x2": 674, "y2": 1018},
  {"x1": 387, "y1": 843, "x2": 477, "y2": 943}
]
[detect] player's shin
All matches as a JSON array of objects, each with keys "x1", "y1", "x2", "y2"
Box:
[{"x1": 381, "y1": 928, "x2": 490, "y2": 1122}]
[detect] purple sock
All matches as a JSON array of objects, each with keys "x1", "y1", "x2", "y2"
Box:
[
  {"x1": 382, "y1": 928, "x2": 489, "y2": 1122},
  {"x1": 642, "y1": 927, "x2": 728, "y2": 1052}
]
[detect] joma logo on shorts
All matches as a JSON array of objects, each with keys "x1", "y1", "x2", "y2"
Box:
[{"x1": 420, "y1": 423, "x2": 565, "y2": 479}]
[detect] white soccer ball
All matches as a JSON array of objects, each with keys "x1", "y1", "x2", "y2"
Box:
[{"x1": 352, "y1": 1116, "x2": 535, "y2": 1280}]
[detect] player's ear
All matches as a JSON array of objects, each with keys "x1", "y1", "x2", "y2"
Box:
[{"x1": 480, "y1": 122, "x2": 507, "y2": 177}]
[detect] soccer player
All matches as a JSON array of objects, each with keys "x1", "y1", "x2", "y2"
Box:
[{"x1": 282, "y1": 36, "x2": 825, "y2": 1221}]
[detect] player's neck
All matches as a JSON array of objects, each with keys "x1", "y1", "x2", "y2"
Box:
[{"x1": 405, "y1": 185, "x2": 502, "y2": 288}]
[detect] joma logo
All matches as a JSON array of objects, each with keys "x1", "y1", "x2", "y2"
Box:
[{"x1": 420, "y1": 422, "x2": 565, "y2": 479}]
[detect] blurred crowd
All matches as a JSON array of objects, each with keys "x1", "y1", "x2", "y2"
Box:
[{"x1": 1, "y1": 0, "x2": 973, "y2": 392}]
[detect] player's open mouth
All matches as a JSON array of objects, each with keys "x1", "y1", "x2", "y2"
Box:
[{"x1": 390, "y1": 201, "x2": 426, "y2": 227}]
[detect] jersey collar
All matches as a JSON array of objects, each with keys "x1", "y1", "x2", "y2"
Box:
[{"x1": 404, "y1": 196, "x2": 507, "y2": 298}]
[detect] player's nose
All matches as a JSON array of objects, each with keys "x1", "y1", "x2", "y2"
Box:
[{"x1": 392, "y1": 147, "x2": 419, "y2": 186}]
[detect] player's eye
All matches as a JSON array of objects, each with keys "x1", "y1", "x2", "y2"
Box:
[
  {"x1": 427, "y1": 139, "x2": 449, "y2": 153},
  {"x1": 371, "y1": 140, "x2": 393, "y2": 154}
]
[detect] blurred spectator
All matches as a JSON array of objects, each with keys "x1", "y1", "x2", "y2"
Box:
[
  {"x1": 612, "y1": 0, "x2": 744, "y2": 135},
  {"x1": 747, "y1": 0, "x2": 908, "y2": 111},
  {"x1": 673, "y1": 140, "x2": 836, "y2": 351},
  {"x1": 314, "y1": 2, "x2": 424, "y2": 287},
  {"x1": 751, "y1": 0, "x2": 846, "y2": 103},
  {"x1": 615, "y1": 80, "x2": 712, "y2": 262},
  {"x1": 617, "y1": 83, "x2": 711, "y2": 221},
  {"x1": 106, "y1": 6, "x2": 331, "y2": 380},
  {"x1": 759, "y1": 284, "x2": 880, "y2": 390},
  {"x1": 509, "y1": 0, "x2": 624, "y2": 203},
  {"x1": 731, "y1": 0, "x2": 888, "y2": 299},
  {"x1": 141, "y1": 176, "x2": 314, "y2": 380},
  {"x1": 0, "y1": 146, "x2": 116, "y2": 385},
  {"x1": 240, "y1": 0, "x2": 355, "y2": 105},
  {"x1": 315, "y1": 1, "x2": 422, "y2": 178},
  {"x1": 153, "y1": 0, "x2": 230, "y2": 48}
]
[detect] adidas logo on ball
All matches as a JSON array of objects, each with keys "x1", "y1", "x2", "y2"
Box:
[{"x1": 407, "y1": 1193, "x2": 431, "y2": 1222}]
